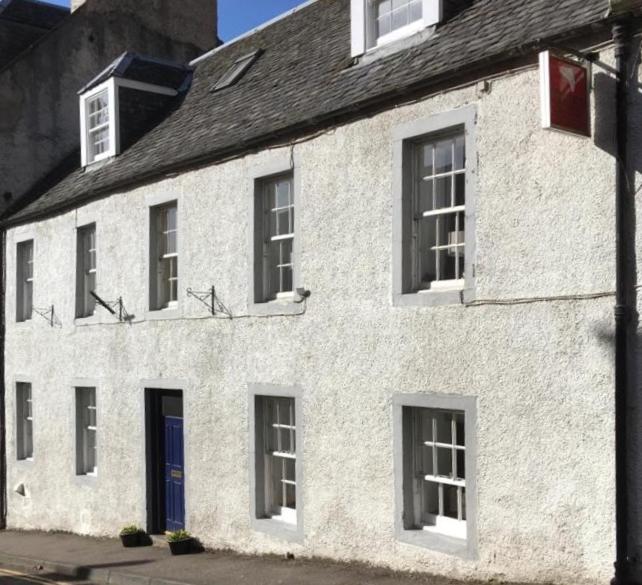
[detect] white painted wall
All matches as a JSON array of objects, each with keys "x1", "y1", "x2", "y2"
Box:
[{"x1": 4, "y1": 54, "x2": 619, "y2": 584}]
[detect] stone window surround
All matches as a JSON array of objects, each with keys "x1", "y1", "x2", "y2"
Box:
[
  {"x1": 393, "y1": 393, "x2": 478, "y2": 558},
  {"x1": 13, "y1": 230, "x2": 35, "y2": 325},
  {"x1": 14, "y1": 376, "x2": 34, "y2": 466},
  {"x1": 72, "y1": 378, "x2": 99, "y2": 485},
  {"x1": 248, "y1": 383, "x2": 304, "y2": 543},
  {"x1": 145, "y1": 191, "x2": 183, "y2": 321},
  {"x1": 392, "y1": 105, "x2": 477, "y2": 307},
  {"x1": 248, "y1": 154, "x2": 303, "y2": 316}
]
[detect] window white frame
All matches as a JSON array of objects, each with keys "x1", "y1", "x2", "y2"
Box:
[
  {"x1": 249, "y1": 384, "x2": 304, "y2": 542},
  {"x1": 16, "y1": 239, "x2": 33, "y2": 322},
  {"x1": 16, "y1": 382, "x2": 33, "y2": 461},
  {"x1": 75, "y1": 387, "x2": 97, "y2": 476},
  {"x1": 80, "y1": 79, "x2": 118, "y2": 166},
  {"x1": 150, "y1": 202, "x2": 178, "y2": 311},
  {"x1": 261, "y1": 173, "x2": 295, "y2": 302},
  {"x1": 248, "y1": 154, "x2": 303, "y2": 315},
  {"x1": 76, "y1": 223, "x2": 97, "y2": 318},
  {"x1": 393, "y1": 394, "x2": 477, "y2": 557},
  {"x1": 351, "y1": 0, "x2": 442, "y2": 57},
  {"x1": 393, "y1": 106, "x2": 477, "y2": 307}
]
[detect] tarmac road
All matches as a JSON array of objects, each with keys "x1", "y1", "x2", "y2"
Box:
[{"x1": 0, "y1": 568, "x2": 93, "y2": 585}]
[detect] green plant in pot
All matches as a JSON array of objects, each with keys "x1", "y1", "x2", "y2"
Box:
[
  {"x1": 119, "y1": 525, "x2": 144, "y2": 548},
  {"x1": 166, "y1": 529, "x2": 193, "y2": 555}
]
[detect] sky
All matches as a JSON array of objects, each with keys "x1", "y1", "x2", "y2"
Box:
[{"x1": 45, "y1": 0, "x2": 309, "y2": 41}]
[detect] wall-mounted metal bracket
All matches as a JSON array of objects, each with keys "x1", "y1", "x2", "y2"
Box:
[
  {"x1": 90, "y1": 291, "x2": 132, "y2": 322},
  {"x1": 32, "y1": 305, "x2": 62, "y2": 328},
  {"x1": 187, "y1": 286, "x2": 232, "y2": 319}
]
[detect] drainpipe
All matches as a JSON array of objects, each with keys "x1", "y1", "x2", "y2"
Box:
[{"x1": 612, "y1": 16, "x2": 633, "y2": 585}]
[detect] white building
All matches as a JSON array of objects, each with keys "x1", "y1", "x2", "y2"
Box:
[{"x1": 3, "y1": 0, "x2": 641, "y2": 583}]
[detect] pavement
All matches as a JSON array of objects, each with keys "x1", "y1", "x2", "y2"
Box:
[{"x1": 0, "y1": 530, "x2": 481, "y2": 585}]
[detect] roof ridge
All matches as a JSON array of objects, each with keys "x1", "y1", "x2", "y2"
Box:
[{"x1": 190, "y1": 0, "x2": 321, "y2": 66}]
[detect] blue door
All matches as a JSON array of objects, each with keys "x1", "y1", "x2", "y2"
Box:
[{"x1": 164, "y1": 415, "x2": 185, "y2": 531}]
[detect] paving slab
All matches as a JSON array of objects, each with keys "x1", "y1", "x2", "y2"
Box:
[{"x1": 0, "y1": 530, "x2": 491, "y2": 585}]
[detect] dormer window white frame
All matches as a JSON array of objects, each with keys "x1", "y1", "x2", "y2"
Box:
[
  {"x1": 80, "y1": 79, "x2": 118, "y2": 167},
  {"x1": 351, "y1": 0, "x2": 443, "y2": 57},
  {"x1": 79, "y1": 77, "x2": 179, "y2": 167}
]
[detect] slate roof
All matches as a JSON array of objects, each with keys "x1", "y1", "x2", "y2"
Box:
[
  {"x1": 0, "y1": 0, "x2": 68, "y2": 30},
  {"x1": 78, "y1": 52, "x2": 193, "y2": 95},
  {"x1": 7, "y1": 0, "x2": 614, "y2": 224}
]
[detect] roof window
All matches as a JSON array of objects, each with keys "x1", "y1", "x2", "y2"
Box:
[{"x1": 211, "y1": 49, "x2": 262, "y2": 92}]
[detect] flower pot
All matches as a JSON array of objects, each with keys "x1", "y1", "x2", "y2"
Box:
[
  {"x1": 120, "y1": 532, "x2": 142, "y2": 548},
  {"x1": 168, "y1": 538, "x2": 193, "y2": 555}
]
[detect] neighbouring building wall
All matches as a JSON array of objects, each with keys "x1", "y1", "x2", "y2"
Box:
[
  {"x1": 0, "y1": 0, "x2": 217, "y2": 208},
  {"x1": 4, "y1": 57, "x2": 619, "y2": 584}
]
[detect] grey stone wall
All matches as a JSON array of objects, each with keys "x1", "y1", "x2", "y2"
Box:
[{"x1": 0, "y1": 0, "x2": 217, "y2": 207}]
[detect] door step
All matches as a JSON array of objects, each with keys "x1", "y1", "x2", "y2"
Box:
[{"x1": 149, "y1": 534, "x2": 169, "y2": 548}]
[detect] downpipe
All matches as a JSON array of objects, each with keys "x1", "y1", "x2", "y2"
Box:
[{"x1": 612, "y1": 17, "x2": 633, "y2": 585}]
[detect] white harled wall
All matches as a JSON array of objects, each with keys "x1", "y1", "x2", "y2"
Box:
[{"x1": 4, "y1": 55, "x2": 620, "y2": 584}]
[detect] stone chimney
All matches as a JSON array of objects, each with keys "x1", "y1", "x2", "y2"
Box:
[{"x1": 71, "y1": 0, "x2": 86, "y2": 11}]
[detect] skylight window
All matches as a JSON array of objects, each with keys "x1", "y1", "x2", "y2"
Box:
[{"x1": 212, "y1": 50, "x2": 262, "y2": 92}]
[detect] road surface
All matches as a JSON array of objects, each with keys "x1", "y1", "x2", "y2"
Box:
[{"x1": 0, "y1": 568, "x2": 94, "y2": 585}]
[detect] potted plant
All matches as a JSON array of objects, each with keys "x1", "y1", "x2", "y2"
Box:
[
  {"x1": 166, "y1": 529, "x2": 193, "y2": 555},
  {"x1": 119, "y1": 525, "x2": 144, "y2": 548}
]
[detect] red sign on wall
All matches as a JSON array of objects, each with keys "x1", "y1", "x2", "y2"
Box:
[{"x1": 539, "y1": 51, "x2": 591, "y2": 137}]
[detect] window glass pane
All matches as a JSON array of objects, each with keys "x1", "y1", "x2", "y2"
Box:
[
  {"x1": 285, "y1": 483, "x2": 296, "y2": 509},
  {"x1": 456, "y1": 450, "x2": 466, "y2": 480},
  {"x1": 424, "y1": 481, "x2": 439, "y2": 516},
  {"x1": 279, "y1": 428, "x2": 293, "y2": 453},
  {"x1": 275, "y1": 180, "x2": 291, "y2": 209},
  {"x1": 377, "y1": 14, "x2": 391, "y2": 37},
  {"x1": 418, "y1": 218, "x2": 436, "y2": 287},
  {"x1": 281, "y1": 266, "x2": 293, "y2": 294},
  {"x1": 392, "y1": 7, "x2": 407, "y2": 30},
  {"x1": 165, "y1": 231, "x2": 177, "y2": 255},
  {"x1": 455, "y1": 414, "x2": 465, "y2": 446},
  {"x1": 435, "y1": 139, "x2": 453, "y2": 174},
  {"x1": 378, "y1": 0, "x2": 391, "y2": 15},
  {"x1": 420, "y1": 143, "x2": 434, "y2": 177},
  {"x1": 409, "y1": 0, "x2": 422, "y2": 21},
  {"x1": 284, "y1": 458, "x2": 296, "y2": 482},
  {"x1": 280, "y1": 239, "x2": 293, "y2": 267},
  {"x1": 434, "y1": 411, "x2": 452, "y2": 443},
  {"x1": 166, "y1": 206, "x2": 177, "y2": 231},
  {"x1": 443, "y1": 484, "x2": 459, "y2": 519},
  {"x1": 454, "y1": 135, "x2": 465, "y2": 170},
  {"x1": 24, "y1": 282, "x2": 33, "y2": 318},
  {"x1": 454, "y1": 173, "x2": 466, "y2": 207},
  {"x1": 461, "y1": 487, "x2": 467, "y2": 520},
  {"x1": 276, "y1": 210, "x2": 290, "y2": 237},
  {"x1": 434, "y1": 176, "x2": 452, "y2": 209},
  {"x1": 436, "y1": 446, "x2": 452, "y2": 477}
]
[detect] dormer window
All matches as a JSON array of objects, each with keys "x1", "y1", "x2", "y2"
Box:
[
  {"x1": 351, "y1": 0, "x2": 443, "y2": 57},
  {"x1": 86, "y1": 89, "x2": 111, "y2": 162},
  {"x1": 78, "y1": 52, "x2": 192, "y2": 168},
  {"x1": 80, "y1": 80, "x2": 117, "y2": 167}
]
